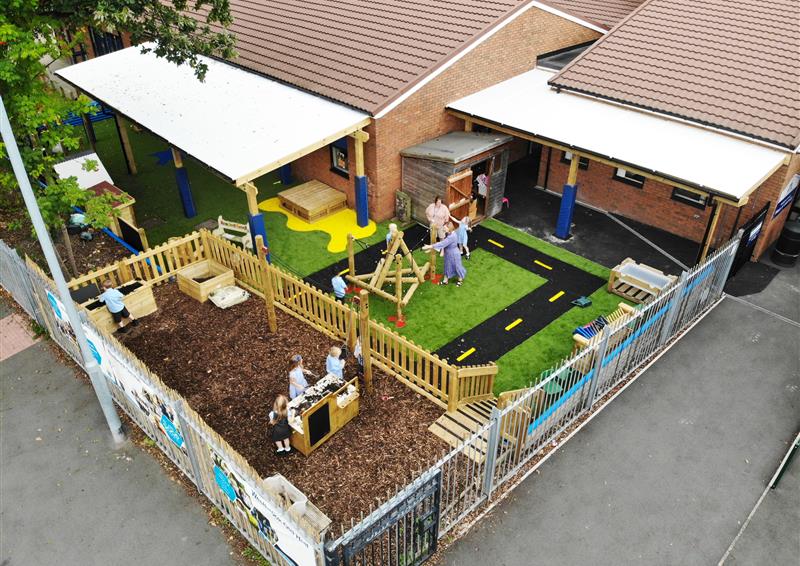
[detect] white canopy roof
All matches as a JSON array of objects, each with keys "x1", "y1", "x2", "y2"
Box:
[
  {"x1": 53, "y1": 152, "x2": 114, "y2": 188},
  {"x1": 448, "y1": 69, "x2": 788, "y2": 202},
  {"x1": 56, "y1": 45, "x2": 370, "y2": 185}
]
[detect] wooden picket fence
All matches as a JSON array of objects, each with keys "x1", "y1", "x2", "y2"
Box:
[{"x1": 67, "y1": 229, "x2": 498, "y2": 409}]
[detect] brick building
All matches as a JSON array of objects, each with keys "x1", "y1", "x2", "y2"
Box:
[{"x1": 449, "y1": 0, "x2": 800, "y2": 260}]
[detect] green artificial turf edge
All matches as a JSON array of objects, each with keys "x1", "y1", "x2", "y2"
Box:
[
  {"x1": 482, "y1": 218, "x2": 612, "y2": 279},
  {"x1": 368, "y1": 249, "x2": 547, "y2": 351}
]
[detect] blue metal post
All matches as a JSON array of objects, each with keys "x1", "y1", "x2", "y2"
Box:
[
  {"x1": 248, "y1": 212, "x2": 270, "y2": 262},
  {"x1": 355, "y1": 175, "x2": 369, "y2": 228},
  {"x1": 279, "y1": 164, "x2": 293, "y2": 185},
  {"x1": 172, "y1": 147, "x2": 197, "y2": 218},
  {"x1": 555, "y1": 183, "x2": 577, "y2": 239}
]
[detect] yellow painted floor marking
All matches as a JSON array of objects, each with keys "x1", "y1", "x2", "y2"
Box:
[
  {"x1": 549, "y1": 291, "x2": 565, "y2": 302},
  {"x1": 505, "y1": 318, "x2": 523, "y2": 331},
  {"x1": 338, "y1": 268, "x2": 350, "y2": 276},
  {"x1": 534, "y1": 260, "x2": 553, "y2": 270},
  {"x1": 487, "y1": 239, "x2": 505, "y2": 249},
  {"x1": 456, "y1": 347, "x2": 476, "y2": 362},
  {"x1": 259, "y1": 196, "x2": 376, "y2": 253}
]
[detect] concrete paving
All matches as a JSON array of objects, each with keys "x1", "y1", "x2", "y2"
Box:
[
  {"x1": 444, "y1": 297, "x2": 800, "y2": 565},
  {"x1": 0, "y1": 313, "x2": 238, "y2": 565},
  {"x1": 724, "y1": 445, "x2": 799, "y2": 565},
  {"x1": 725, "y1": 258, "x2": 799, "y2": 324}
]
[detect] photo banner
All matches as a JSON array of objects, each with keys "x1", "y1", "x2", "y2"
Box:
[
  {"x1": 773, "y1": 174, "x2": 799, "y2": 218},
  {"x1": 208, "y1": 447, "x2": 317, "y2": 566}
]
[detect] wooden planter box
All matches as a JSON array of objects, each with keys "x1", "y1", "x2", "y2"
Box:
[
  {"x1": 176, "y1": 260, "x2": 235, "y2": 303},
  {"x1": 83, "y1": 280, "x2": 158, "y2": 334}
]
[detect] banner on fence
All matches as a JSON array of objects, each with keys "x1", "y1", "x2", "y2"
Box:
[
  {"x1": 208, "y1": 447, "x2": 315, "y2": 566},
  {"x1": 82, "y1": 324, "x2": 186, "y2": 450},
  {"x1": 773, "y1": 174, "x2": 799, "y2": 218}
]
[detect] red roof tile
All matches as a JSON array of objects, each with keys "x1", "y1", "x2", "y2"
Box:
[
  {"x1": 545, "y1": 0, "x2": 644, "y2": 29},
  {"x1": 550, "y1": 0, "x2": 800, "y2": 149},
  {"x1": 188, "y1": 0, "x2": 630, "y2": 114}
]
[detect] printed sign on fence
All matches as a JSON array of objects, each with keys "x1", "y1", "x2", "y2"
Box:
[
  {"x1": 773, "y1": 174, "x2": 799, "y2": 218},
  {"x1": 83, "y1": 324, "x2": 186, "y2": 451},
  {"x1": 208, "y1": 448, "x2": 315, "y2": 566},
  {"x1": 45, "y1": 289, "x2": 77, "y2": 345}
]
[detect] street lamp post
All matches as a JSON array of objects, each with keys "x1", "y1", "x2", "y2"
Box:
[{"x1": 1, "y1": 96, "x2": 125, "y2": 444}]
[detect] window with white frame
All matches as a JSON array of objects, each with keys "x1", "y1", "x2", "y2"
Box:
[
  {"x1": 671, "y1": 187, "x2": 708, "y2": 209},
  {"x1": 612, "y1": 167, "x2": 645, "y2": 188},
  {"x1": 561, "y1": 151, "x2": 589, "y2": 170}
]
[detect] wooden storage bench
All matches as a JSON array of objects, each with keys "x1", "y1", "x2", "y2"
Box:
[
  {"x1": 608, "y1": 258, "x2": 677, "y2": 304},
  {"x1": 176, "y1": 259, "x2": 235, "y2": 303},
  {"x1": 278, "y1": 180, "x2": 347, "y2": 223}
]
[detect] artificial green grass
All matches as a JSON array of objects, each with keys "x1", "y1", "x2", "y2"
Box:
[
  {"x1": 493, "y1": 287, "x2": 633, "y2": 393},
  {"x1": 368, "y1": 249, "x2": 547, "y2": 351},
  {"x1": 85, "y1": 120, "x2": 388, "y2": 276},
  {"x1": 482, "y1": 218, "x2": 611, "y2": 278}
]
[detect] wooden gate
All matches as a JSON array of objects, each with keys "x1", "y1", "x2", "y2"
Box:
[{"x1": 447, "y1": 170, "x2": 472, "y2": 220}]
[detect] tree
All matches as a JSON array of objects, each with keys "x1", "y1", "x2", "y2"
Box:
[{"x1": 0, "y1": 0, "x2": 233, "y2": 266}]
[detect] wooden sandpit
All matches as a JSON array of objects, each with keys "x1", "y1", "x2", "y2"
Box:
[{"x1": 120, "y1": 284, "x2": 446, "y2": 528}]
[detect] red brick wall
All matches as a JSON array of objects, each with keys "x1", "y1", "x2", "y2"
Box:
[
  {"x1": 539, "y1": 150, "x2": 713, "y2": 242},
  {"x1": 363, "y1": 7, "x2": 601, "y2": 220},
  {"x1": 290, "y1": 138, "x2": 357, "y2": 207},
  {"x1": 538, "y1": 146, "x2": 795, "y2": 260}
]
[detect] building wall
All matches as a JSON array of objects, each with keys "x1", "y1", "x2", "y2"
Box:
[
  {"x1": 364, "y1": 7, "x2": 601, "y2": 221},
  {"x1": 537, "y1": 145, "x2": 794, "y2": 260},
  {"x1": 290, "y1": 138, "x2": 356, "y2": 207}
]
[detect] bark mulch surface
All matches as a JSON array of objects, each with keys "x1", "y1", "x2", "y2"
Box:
[{"x1": 121, "y1": 283, "x2": 447, "y2": 529}]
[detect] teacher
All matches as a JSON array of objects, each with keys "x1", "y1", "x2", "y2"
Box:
[{"x1": 425, "y1": 196, "x2": 450, "y2": 241}]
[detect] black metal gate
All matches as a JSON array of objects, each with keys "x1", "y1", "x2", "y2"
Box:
[
  {"x1": 729, "y1": 203, "x2": 770, "y2": 278},
  {"x1": 326, "y1": 470, "x2": 441, "y2": 566}
]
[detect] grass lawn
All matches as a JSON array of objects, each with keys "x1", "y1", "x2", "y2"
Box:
[
  {"x1": 85, "y1": 120, "x2": 388, "y2": 276},
  {"x1": 368, "y1": 249, "x2": 547, "y2": 351},
  {"x1": 494, "y1": 287, "x2": 633, "y2": 393}
]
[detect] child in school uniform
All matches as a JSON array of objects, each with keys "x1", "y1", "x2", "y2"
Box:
[
  {"x1": 268, "y1": 395, "x2": 292, "y2": 455},
  {"x1": 450, "y1": 215, "x2": 471, "y2": 259},
  {"x1": 98, "y1": 279, "x2": 139, "y2": 333},
  {"x1": 331, "y1": 274, "x2": 347, "y2": 302},
  {"x1": 326, "y1": 346, "x2": 346, "y2": 378}
]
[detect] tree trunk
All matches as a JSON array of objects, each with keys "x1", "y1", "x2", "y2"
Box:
[{"x1": 60, "y1": 224, "x2": 78, "y2": 277}]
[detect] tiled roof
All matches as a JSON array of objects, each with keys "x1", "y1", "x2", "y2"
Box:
[
  {"x1": 550, "y1": 0, "x2": 800, "y2": 149},
  {"x1": 191, "y1": 0, "x2": 525, "y2": 114},
  {"x1": 545, "y1": 0, "x2": 644, "y2": 29}
]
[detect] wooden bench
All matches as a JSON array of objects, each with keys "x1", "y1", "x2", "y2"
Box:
[
  {"x1": 212, "y1": 215, "x2": 252, "y2": 250},
  {"x1": 278, "y1": 180, "x2": 347, "y2": 223}
]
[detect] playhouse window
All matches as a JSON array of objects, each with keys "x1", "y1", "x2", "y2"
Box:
[
  {"x1": 561, "y1": 151, "x2": 589, "y2": 170},
  {"x1": 330, "y1": 138, "x2": 349, "y2": 178},
  {"x1": 613, "y1": 167, "x2": 645, "y2": 188},
  {"x1": 671, "y1": 187, "x2": 708, "y2": 209}
]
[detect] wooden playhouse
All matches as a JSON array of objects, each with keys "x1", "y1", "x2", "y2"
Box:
[{"x1": 400, "y1": 131, "x2": 513, "y2": 224}]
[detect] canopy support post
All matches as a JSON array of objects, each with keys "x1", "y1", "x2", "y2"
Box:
[
  {"x1": 555, "y1": 154, "x2": 580, "y2": 239},
  {"x1": 698, "y1": 199, "x2": 723, "y2": 262},
  {"x1": 351, "y1": 129, "x2": 370, "y2": 228},
  {"x1": 115, "y1": 114, "x2": 137, "y2": 175},
  {"x1": 171, "y1": 147, "x2": 196, "y2": 217},
  {"x1": 242, "y1": 181, "x2": 269, "y2": 258}
]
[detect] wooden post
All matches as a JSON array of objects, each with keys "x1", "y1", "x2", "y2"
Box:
[
  {"x1": 200, "y1": 229, "x2": 210, "y2": 259},
  {"x1": 429, "y1": 224, "x2": 437, "y2": 282},
  {"x1": 394, "y1": 253, "x2": 403, "y2": 322},
  {"x1": 358, "y1": 290, "x2": 373, "y2": 393},
  {"x1": 117, "y1": 260, "x2": 133, "y2": 283},
  {"x1": 115, "y1": 114, "x2": 137, "y2": 175},
  {"x1": 566, "y1": 153, "x2": 580, "y2": 186},
  {"x1": 347, "y1": 233, "x2": 355, "y2": 279},
  {"x1": 447, "y1": 366, "x2": 459, "y2": 412},
  {"x1": 464, "y1": 119, "x2": 473, "y2": 132},
  {"x1": 699, "y1": 199, "x2": 723, "y2": 262},
  {"x1": 242, "y1": 182, "x2": 260, "y2": 216},
  {"x1": 347, "y1": 308, "x2": 357, "y2": 351},
  {"x1": 351, "y1": 130, "x2": 369, "y2": 177},
  {"x1": 82, "y1": 114, "x2": 97, "y2": 152},
  {"x1": 256, "y1": 235, "x2": 277, "y2": 333}
]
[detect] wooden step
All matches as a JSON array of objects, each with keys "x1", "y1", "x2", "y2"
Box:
[{"x1": 428, "y1": 399, "x2": 498, "y2": 464}]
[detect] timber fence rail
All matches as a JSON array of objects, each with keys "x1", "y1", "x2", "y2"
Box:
[
  {"x1": 326, "y1": 234, "x2": 741, "y2": 562},
  {"x1": 1, "y1": 241, "x2": 326, "y2": 566}
]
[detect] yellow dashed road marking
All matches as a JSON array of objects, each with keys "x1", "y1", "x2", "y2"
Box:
[
  {"x1": 549, "y1": 291, "x2": 565, "y2": 302},
  {"x1": 505, "y1": 318, "x2": 523, "y2": 331},
  {"x1": 487, "y1": 239, "x2": 505, "y2": 248},
  {"x1": 534, "y1": 260, "x2": 553, "y2": 270},
  {"x1": 456, "y1": 347, "x2": 476, "y2": 362},
  {"x1": 338, "y1": 268, "x2": 350, "y2": 276}
]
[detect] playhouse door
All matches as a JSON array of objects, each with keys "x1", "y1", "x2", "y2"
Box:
[{"x1": 447, "y1": 170, "x2": 473, "y2": 220}]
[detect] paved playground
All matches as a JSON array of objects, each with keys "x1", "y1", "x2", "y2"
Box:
[
  {"x1": 443, "y1": 294, "x2": 800, "y2": 565},
  {"x1": 0, "y1": 301, "x2": 238, "y2": 566}
]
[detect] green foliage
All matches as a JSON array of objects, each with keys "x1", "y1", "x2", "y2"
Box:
[
  {"x1": 0, "y1": 0, "x2": 233, "y2": 218},
  {"x1": 242, "y1": 546, "x2": 271, "y2": 565}
]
